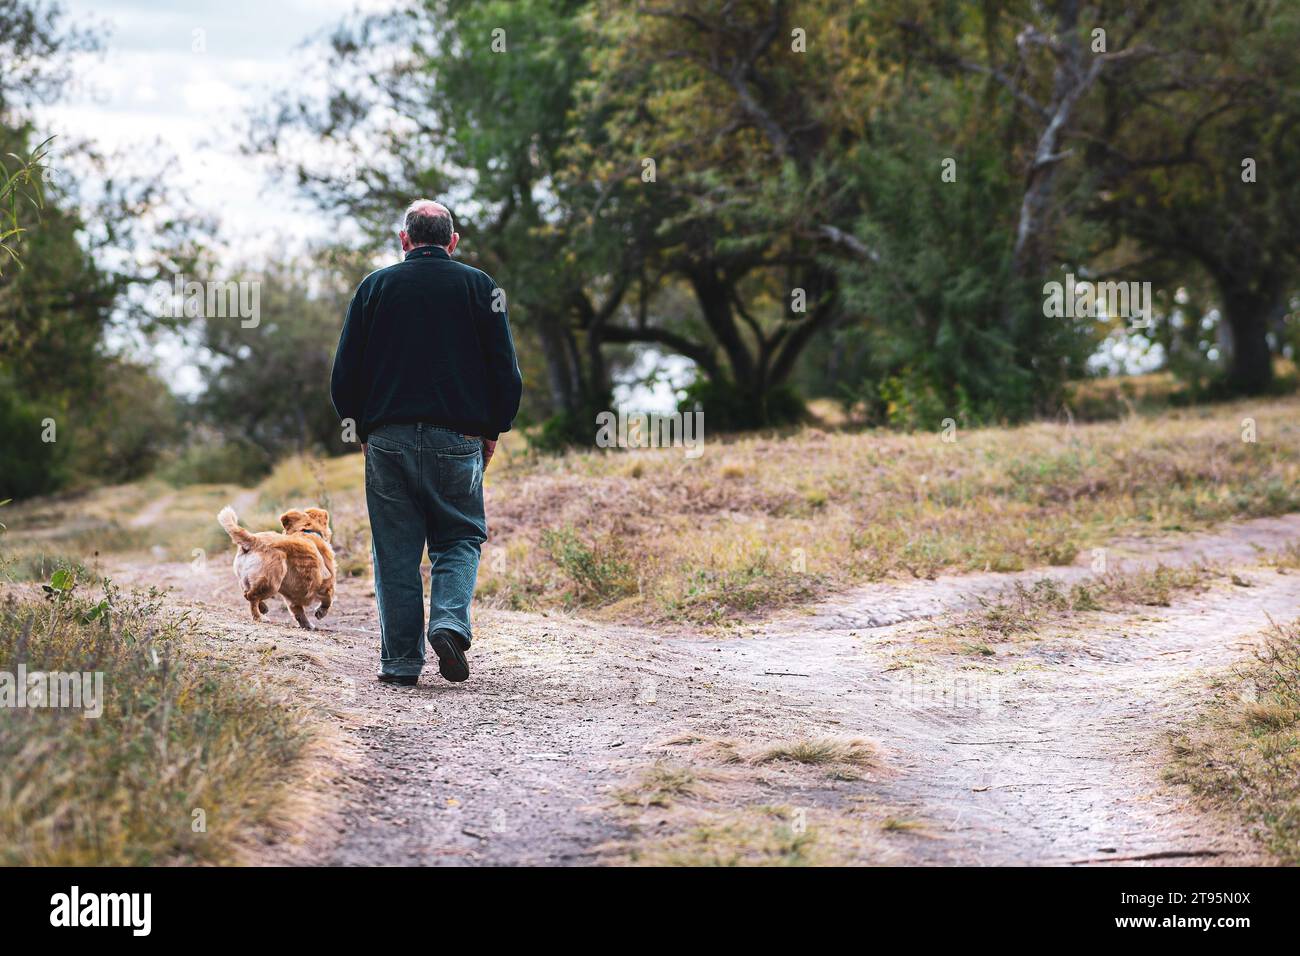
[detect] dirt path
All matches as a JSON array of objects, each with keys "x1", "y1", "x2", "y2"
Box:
[
  {"x1": 713, "y1": 514, "x2": 1300, "y2": 864},
  {"x1": 112, "y1": 557, "x2": 754, "y2": 865},
  {"x1": 127, "y1": 491, "x2": 178, "y2": 529},
  {"x1": 710, "y1": 572, "x2": 1298, "y2": 865},
  {"x1": 107, "y1": 513, "x2": 1300, "y2": 865}
]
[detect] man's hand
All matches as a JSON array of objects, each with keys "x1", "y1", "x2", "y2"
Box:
[
  {"x1": 481, "y1": 438, "x2": 497, "y2": 469},
  {"x1": 361, "y1": 442, "x2": 367, "y2": 458}
]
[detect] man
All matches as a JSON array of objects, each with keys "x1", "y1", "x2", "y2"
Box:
[{"x1": 331, "y1": 199, "x2": 522, "y2": 686}]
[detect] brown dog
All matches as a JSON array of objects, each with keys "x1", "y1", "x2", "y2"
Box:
[{"x1": 217, "y1": 506, "x2": 336, "y2": 629}]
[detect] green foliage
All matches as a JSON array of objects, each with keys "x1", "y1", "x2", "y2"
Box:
[
  {"x1": 0, "y1": 135, "x2": 50, "y2": 274},
  {"x1": 530, "y1": 409, "x2": 592, "y2": 455},
  {"x1": 196, "y1": 258, "x2": 355, "y2": 460},
  {"x1": 677, "y1": 378, "x2": 804, "y2": 432},
  {"x1": 540, "y1": 526, "x2": 636, "y2": 605},
  {"x1": 157, "y1": 432, "x2": 270, "y2": 487},
  {"x1": 0, "y1": 374, "x2": 61, "y2": 499},
  {"x1": 0, "y1": 122, "x2": 164, "y2": 499},
  {"x1": 830, "y1": 89, "x2": 1095, "y2": 425},
  {"x1": 66, "y1": 359, "x2": 184, "y2": 485}
]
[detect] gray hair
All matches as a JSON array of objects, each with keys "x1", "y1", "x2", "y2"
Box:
[{"x1": 403, "y1": 200, "x2": 454, "y2": 248}]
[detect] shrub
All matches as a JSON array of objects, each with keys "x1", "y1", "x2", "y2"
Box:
[
  {"x1": 540, "y1": 526, "x2": 636, "y2": 605},
  {"x1": 157, "y1": 433, "x2": 271, "y2": 486},
  {"x1": 677, "y1": 378, "x2": 804, "y2": 432}
]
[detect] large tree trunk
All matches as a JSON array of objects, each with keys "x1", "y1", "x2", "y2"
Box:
[
  {"x1": 536, "y1": 311, "x2": 584, "y2": 417},
  {"x1": 1219, "y1": 282, "x2": 1279, "y2": 395}
]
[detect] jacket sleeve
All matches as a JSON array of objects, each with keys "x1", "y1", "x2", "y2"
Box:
[
  {"x1": 330, "y1": 281, "x2": 369, "y2": 430},
  {"x1": 477, "y1": 276, "x2": 523, "y2": 440}
]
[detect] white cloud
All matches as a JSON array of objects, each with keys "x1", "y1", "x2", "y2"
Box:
[{"x1": 33, "y1": 0, "x2": 398, "y2": 263}]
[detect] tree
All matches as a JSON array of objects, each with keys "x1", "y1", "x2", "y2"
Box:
[
  {"x1": 570, "y1": 0, "x2": 865, "y2": 424},
  {"x1": 1083, "y1": 0, "x2": 1300, "y2": 394},
  {"x1": 0, "y1": 2, "x2": 196, "y2": 496},
  {"x1": 894, "y1": 1, "x2": 1154, "y2": 286},
  {"x1": 256, "y1": 0, "x2": 634, "y2": 438},
  {"x1": 889, "y1": 0, "x2": 1300, "y2": 396},
  {"x1": 195, "y1": 257, "x2": 362, "y2": 460},
  {"x1": 263, "y1": 0, "x2": 870, "y2": 432}
]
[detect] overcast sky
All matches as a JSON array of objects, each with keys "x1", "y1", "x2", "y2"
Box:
[
  {"x1": 24, "y1": 1, "x2": 401, "y2": 393},
  {"x1": 36, "y1": 0, "x2": 394, "y2": 262}
]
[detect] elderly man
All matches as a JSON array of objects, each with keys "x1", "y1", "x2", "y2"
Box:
[{"x1": 331, "y1": 200, "x2": 522, "y2": 686}]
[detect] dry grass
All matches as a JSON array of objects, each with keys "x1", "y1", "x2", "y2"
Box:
[
  {"x1": 613, "y1": 763, "x2": 705, "y2": 808},
  {"x1": 1263, "y1": 541, "x2": 1300, "y2": 571},
  {"x1": 1, "y1": 456, "x2": 373, "y2": 581},
  {"x1": 607, "y1": 733, "x2": 892, "y2": 864},
  {"x1": 618, "y1": 807, "x2": 824, "y2": 866},
  {"x1": 476, "y1": 395, "x2": 1299, "y2": 624},
  {"x1": 880, "y1": 816, "x2": 927, "y2": 832},
  {"x1": 0, "y1": 571, "x2": 321, "y2": 864},
  {"x1": 751, "y1": 737, "x2": 877, "y2": 769},
  {"x1": 940, "y1": 562, "x2": 1219, "y2": 653},
  {"x1": 4, "y1": 396, "x2": 1297, "y2": 626},
  {"x1": 1167, "y1": 618, "x2": 1300, "y2": 864}
]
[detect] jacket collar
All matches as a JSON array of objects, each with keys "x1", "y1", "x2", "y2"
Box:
[{"x1": 404, "y1": 245, "x2": 451, "y2": 261}]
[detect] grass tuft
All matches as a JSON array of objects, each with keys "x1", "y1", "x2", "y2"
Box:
[
  {"x1": 625, "y1": 813, "x2": 820, "y2": 866},
  {"x1": 614, "y1": 763, "x2": 702, "y2": 808},
  {"x1": 751, "y1": 736, "x2": 877, "y2": 769}
]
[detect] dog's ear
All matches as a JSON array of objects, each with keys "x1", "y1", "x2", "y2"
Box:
[
  {"x1": 279, "y1": 509, "x2": 304, "y2": 530},
  {"x1": 306, "y1": 507, "x2": 329, "y2": 525}
]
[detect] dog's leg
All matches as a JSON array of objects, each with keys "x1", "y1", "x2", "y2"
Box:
[
  {"x1": 248, "y1": 598, "x2": 263, "y2": 622},
  {"x1": 314, "y1": 592, "x2": 333, "y2": 620},
  {"x1": 289, "y1": 603, "x2": 315, "y2": 630},
  {"x1": 258, "y1": 600, "x2": 270, "y2": 615}
]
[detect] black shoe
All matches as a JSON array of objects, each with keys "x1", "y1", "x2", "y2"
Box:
[
  {"x1": 429, "y1": 629, "x2": 469, "y2": 683},
  {"x1": 377, "y1": 673, "x2": 418, "y2": 686}
]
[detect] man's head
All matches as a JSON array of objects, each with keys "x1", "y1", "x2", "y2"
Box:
[{"x1": 400, "y1": 199, "x2": 458, "y2": 254}]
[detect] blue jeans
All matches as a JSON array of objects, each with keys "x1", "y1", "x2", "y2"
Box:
[{"x1": 364, "y1": 423, "x2": 486, "y2": 677}]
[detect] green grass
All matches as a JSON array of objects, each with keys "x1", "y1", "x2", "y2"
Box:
[
  {"x1": 0, "y1": 569, "x2": 317, "y2": 864},
  {"x1": 1167, "y1": 618, "x2": 1300, "y2": 864},
  {"x1": 539, "y1": 526, "x2": 637, "y2": 606}
]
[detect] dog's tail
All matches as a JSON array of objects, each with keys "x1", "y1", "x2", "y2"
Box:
[{"x1": 217, "y1": 506, "x2": 260, "y2": 551}]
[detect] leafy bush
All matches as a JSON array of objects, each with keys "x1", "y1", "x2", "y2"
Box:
[
  {"x1": 677, "y1": 378, "x2": 804, "y2": 432},
  {"x1": 530, "y1": 409, "x2": 595, "y2": 455},
  {"x1": 157, "y1": 432, "x2": 271, "y2": 486},
  {"x1": 0, "y1": 382, "x2": 62, "y2": 499}
]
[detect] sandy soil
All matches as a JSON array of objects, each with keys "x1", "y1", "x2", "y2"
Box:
[{"x1": 104, "y1": 512, "x2": 1300, "y2": 865}]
